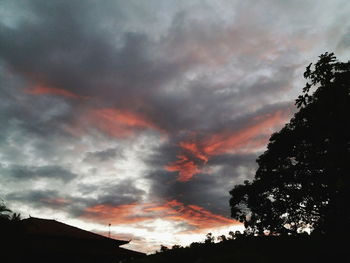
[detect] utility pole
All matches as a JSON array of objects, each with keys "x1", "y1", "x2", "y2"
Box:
[{"x1": 108, "y1": 223, "x2": 111, "y2": 238}]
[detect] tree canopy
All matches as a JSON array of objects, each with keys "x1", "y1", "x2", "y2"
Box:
[{"x1": 229, "y1": 53, "x2": 350, "y2": 236}]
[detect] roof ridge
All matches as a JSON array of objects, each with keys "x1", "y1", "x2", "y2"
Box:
[{"x1": 21, "y1": 217, "x2": 129, "y2": 245}]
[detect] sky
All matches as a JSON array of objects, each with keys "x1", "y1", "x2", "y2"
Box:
[{"x1": 1, "y1": 0, "x2": 350, "y2": 253}]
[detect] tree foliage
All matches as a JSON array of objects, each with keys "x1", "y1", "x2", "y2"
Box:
[
  {"x1": 0, "y1": 201, "x2": 21, "y2": 225},
  {"x1": 229, "y1": 53, "x2": 350, "y2": 236},
  {"x1": 204, "y1": 232, "x2": 215, "y2": 243},
  {"x1": 0, "y1": 201, "x2": 12, "y2": 221}
]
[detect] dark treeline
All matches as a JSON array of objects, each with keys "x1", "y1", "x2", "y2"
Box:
[{"x1": 126, "y1": 235, "x2": 348, "y2": 263}]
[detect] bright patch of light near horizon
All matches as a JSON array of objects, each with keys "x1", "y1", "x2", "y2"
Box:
[{"x1": 91, "y1": 219, "x2": 245, "y2": 253}]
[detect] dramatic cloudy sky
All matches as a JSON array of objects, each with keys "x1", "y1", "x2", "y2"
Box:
[{"x1": 1, "y1": 0, "x2": 349, "y2": 253}]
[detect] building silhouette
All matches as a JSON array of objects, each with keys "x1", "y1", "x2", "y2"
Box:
[{"x1": 10, "y1": 217, "x2": 144, "y2": 263}]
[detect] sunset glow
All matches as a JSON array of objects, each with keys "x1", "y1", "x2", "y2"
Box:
[
  {"x1": 27, "y1": 85, "x2": 87, "y2": 99},
  {"x1": 83, "y1": 200, "x2": 237, "y2": 231}
]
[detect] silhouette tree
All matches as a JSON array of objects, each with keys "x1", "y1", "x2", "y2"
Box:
[
  {"x1": 204, "y1": 232, "x2": 214, "y2": 243},
  {"x1": 0, "y1": 201, "x2": 21, "y2": 222},
  {"x1": 171, "y1": 244, "x2": 182, "y2": 250},
  {"x1": 217, "y1": 235, "x2": 227, "y2": 242},
  {"x1": 10, "y1": 212, "x2": 21, "y2": 221},
  {"x1": 0, "y1": 201, "x2": 12, "y2": 221},
  {"x1": 228, "y1": 231, "x2": 235, "y2": 240},
  {"x1": 229, "y1": 53, "x2": 350, "y2": 236},
  {"x1": 159, "y1": 245, "x2": 169, "y2": 253}
]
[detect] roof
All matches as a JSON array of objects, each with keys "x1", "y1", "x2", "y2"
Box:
[{"x1": 20, "y1": 217, "x2": 129, "y2": 246}]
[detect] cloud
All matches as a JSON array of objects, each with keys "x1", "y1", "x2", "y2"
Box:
[
  {"x1": 146, "y1": 160, "x2": 256, "y2": 218},
  {"x1": 143, "y1": 102, "x2": 292, "y2": 217},
  {"x1": 165, "y1": 107, "x2": 291, "y2": 181},
  {"x1": 26, "y1": 84, "x2": 89, "y2": 100},
  {"x1": 86, "y1": 108, "x2": 164, "y2": 138},
  {"x1": 84, "y1": 148, "x2": 123, "y2": 162},
  {"x1": 0, "y1": 164, "x2": 77, "y2": 182},
  {"x1": 5, "y1": 189, "x2": 70, "y2": 209},
  {"x1": 82, "y1": 200, "x2": 238, "y2": 232},
  {"x1": 57, "y1": 179, "x2": 149, "y2": 217}
]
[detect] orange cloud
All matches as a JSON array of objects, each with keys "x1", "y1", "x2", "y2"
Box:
[
  {"x1": 202, "y1": 110, "x2": 284, "y2": 156},
  {"x1": 160, "y1": 200, "x2": 236, "y2": 230},
  {"x1": 179, "y1": 142, "x2": 209, "y2": 163},
  {"x1": 59, "y1": 107, "x2": 164, "y2": 139},
  {"x1": 27, "y1": 84, "x2": 88, "y2": 99},
  {"x1": 87, "y1": 108, "x2": 163, "y2": 138},
  {"x1": 82, "y1": 200, "x2": 237, "y2": 232},
  {"x1": 84, "y1": 203, "x2": 152, "y2": 225},
  {"x1": 165, "y1": 155, "x2": 201, "y2": 182},
  {"x1": 166, "y1": 110, "x2": 287, "y2": 181}
]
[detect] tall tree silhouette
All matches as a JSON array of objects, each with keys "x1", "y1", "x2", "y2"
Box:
[{"x1": 229, "y1": 53, "x2": 350, "y2": 236}]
